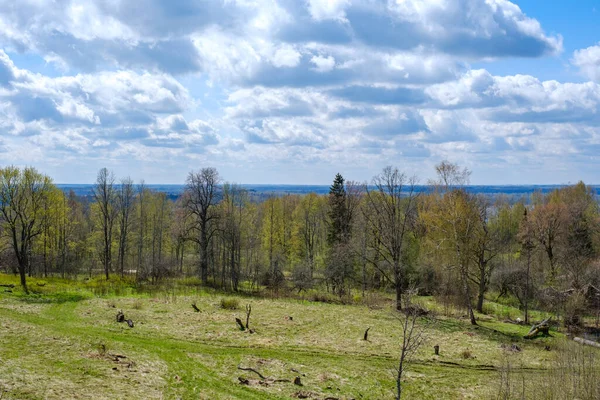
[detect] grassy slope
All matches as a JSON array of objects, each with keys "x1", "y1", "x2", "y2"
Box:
[{"x1": 0, "y1": 275, "x2": 563, "y2": 399}]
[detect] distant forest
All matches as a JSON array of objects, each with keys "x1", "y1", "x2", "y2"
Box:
[{"x1": 1, "y1": 162, "x2": 599, "y2": 326}]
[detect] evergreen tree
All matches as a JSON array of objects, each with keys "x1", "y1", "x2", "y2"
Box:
[{"x1": 328, "y1": 173, "x2": 349, "y2": 245}]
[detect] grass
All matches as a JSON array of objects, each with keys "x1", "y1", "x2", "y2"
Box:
[{"x1": 0, "y1": 274, "x2": 582, "y2": 399}]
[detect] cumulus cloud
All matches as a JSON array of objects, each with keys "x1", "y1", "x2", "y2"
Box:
[
  {"x1": 310, "y1": 55, "x2": 336, "y2": 72},
  {"x1": 306, "y1": 0, "x2": 350, "y2": 21},
  {"x1": 572, "y1": 43, "x2": 600, "y2": 82},
  {"x1": 0, "y1": 0, "x2": 596, "y2": 184}
]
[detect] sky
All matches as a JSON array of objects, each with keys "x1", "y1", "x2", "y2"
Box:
[{"x1": 0, "y1": 0, "x2": 599, "y2": 185}]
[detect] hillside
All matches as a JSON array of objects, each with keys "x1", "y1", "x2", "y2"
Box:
[{"x1": 0, "y1": 275, "x2": 584, "y2": 400}]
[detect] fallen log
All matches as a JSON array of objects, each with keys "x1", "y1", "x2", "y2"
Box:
[
  {"x1": 191, "y1": 303, "x2": 200, "y2": 312},
  {"x1": 573, "y1": 337, "x2": 600, "y2": 348},
  {"x1": 0, "y1": 284, "x2": 15, "y2": 288},
  {"x1": 238, "y1": 365, "x2": 266, "y2": 379},
  {"x1": 524, "y1": 318, "x2": 551, "y2": 339}
]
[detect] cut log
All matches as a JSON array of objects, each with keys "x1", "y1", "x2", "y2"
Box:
[
  {"x1": 524, "y1": 318, "x2": 551, "y2": 339},
  {"x1": 574, "y1": 337, "x2": 600, "y2": 348},
  {"x1": 238, "y1": 377, "x2": 250, "y2": 385},
  {"x1": 245, "y1": 304, "x2": 251, "y2": 330},
  {"x1": 235, "y1": 318, "x2": 246, "y2": 331}
]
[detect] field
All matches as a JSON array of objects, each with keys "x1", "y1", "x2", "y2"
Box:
[{"x1": 0, "y1": 274, "x2": 574, "y2": 399}]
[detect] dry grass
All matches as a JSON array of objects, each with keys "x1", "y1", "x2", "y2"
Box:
[{"x1": 0, "y1": 275, "x2": 583, "y2": 399}]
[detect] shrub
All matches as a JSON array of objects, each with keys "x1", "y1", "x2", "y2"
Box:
[{"x1": 220, "y1": 298, "x2": 239, "y2": 310}]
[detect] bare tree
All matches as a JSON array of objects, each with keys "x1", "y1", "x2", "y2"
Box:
[
  {"x1": 116, "y1": 177, "x2": 134, "y2": 277},
  {"x1": 136, "y1": 180, "x2": 146, "y2": 278},
  {"x1": 92, "y1": 168, "x2": 118, "y2": 280},
  {"x1": 470, "y1": 195, "x2": 502, "y2": 313},
  {"x1": 185, "y1": 167, "x2": 221, "y2": 284},
  {"x1": 363, "y1": 166, "x2": 419, "y2": 311},
  {"x1": 395, "y1": 291, "x2": 427, "y2": 400}
]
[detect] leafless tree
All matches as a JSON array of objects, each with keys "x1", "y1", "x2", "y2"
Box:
[
  {"x1": 92, "y1": 168, "x2": 118, "y2": 280},
  {"x1": 185, "y1": 167, "x2": 221, "y2": 284},
  {"x1": 395, "y1": 291, "x2": 427, "y2": 400},
  {"x1": 363, "y1": 166, "x2": 419, "y2": 311},
  {"x1": 116, "y1": 177, "x2": 134, "y2": 277}
]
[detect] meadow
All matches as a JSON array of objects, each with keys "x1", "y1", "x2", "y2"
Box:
[{"x1": 0, "y1": 274, "x2": 585, "y2": 400}]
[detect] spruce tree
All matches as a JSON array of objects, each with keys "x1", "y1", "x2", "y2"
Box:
[{"x1": 328, "y1": 173, "x2": 349, "y2": 245}]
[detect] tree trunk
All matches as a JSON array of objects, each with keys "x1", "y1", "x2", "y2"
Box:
[
  {"x1": 200, "y1": 220, "x2": 208, "y2": 284},
  {"x1": 18, "y1": 263, "x2": 28, "y2": 294},
  {"x1": 462, "y1": 267, "x2": 477, "y2": 325},
  {"x1": 395, "y1": 266, "x2": 402, "y2": 311},
  {"x1": 476, "y1": 267, "x2": 486, "y2": 313}
]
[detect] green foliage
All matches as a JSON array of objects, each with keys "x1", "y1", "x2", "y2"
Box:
[{"x1": 327, "y1": 173, "x2": 350, "y2": 246}]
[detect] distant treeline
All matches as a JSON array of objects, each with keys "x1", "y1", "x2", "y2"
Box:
[
  {"x1": 55, "y1": 183, "x2": 600, "y2": 204},
  {"x1": 1, "y1": 163, "x2": 599, "y2": 327}
]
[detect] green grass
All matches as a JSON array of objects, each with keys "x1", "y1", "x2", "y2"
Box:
[{"x1": 0, "y1": 274, "x2": 582, "y2": 399}]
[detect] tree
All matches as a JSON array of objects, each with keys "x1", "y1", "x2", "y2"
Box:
[
  {"x1": 0, "y1": 166, "x2": 55, "y2": 293},
  {"x1": 92, "y1": 168, "x2": 118, "y2": 280},
  {"x1": 116, "y1": 177, "x2": 134, "y2": 277},
  {"x1": 220, "y1": 183, "x2": 246, "y2": 291},
  {"x1": 363, "y1": 166, "x2": 419, "y2": 311},
  {"x1": 528, "y1": 202, "x2": 567, "y2": 282},
  {"x1": 261, "y1": 196, "x2": 285, "y2": 290},
  {"x1": 517, "y1": 208, "x2": 535, "y2": 324},
  {"x1": 470, "y1": 196, "x2": 503, "y2": 313},
  {"x1": 185, "y1": 167, "x2": 220, "y2": 284},
  {"x1": 294, "y1": 193, "x2": 326, "y2": 279},
  {"x1": 328, "y1": 173, "x2": 350, "y2": 245},
  {"x1": 421, "y1": 161, "x2": 478, "y2": 325},
  {"x1": 395, "y1": 291, "x2": 426, "y2": 399}
]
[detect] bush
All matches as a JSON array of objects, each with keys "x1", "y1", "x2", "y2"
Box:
[{"x1": 220, "y1": 298, "x2": 239, "y2": 310}]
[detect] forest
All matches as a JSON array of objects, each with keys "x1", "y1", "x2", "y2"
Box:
[{"x1": 1, "y1": 161, "x2": 598, "y2": 330}]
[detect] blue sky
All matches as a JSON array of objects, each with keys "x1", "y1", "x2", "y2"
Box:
[{"x1": 0, "y1": 0, "x2": 599, "y2": 185}]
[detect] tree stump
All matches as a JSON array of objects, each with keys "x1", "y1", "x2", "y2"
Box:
[
  {"x1": 434, "y1": 345, "x2": 440, "y2": 355},
  {"x1": 116, "y1": 311, "x2": 125, "y2": 323}
]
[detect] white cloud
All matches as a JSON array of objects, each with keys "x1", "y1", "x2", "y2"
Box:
[
  {"x1": 310, "y1": 55, "x2": 335, "y2": 72},
  {"x1": 0, "y1": 0, "x2": 595, "y2": 185},
  {"x1": 306, "y1": 0, "x2": 350, "y2": 21},
  {"x1": 572, "y1": 43, "x2": 600, "y2": 82},
  {"x1": 272, "y1": 45, "x2": 302, "y2": 68}
]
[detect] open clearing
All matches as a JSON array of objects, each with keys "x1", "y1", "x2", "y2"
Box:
[{"x1": 0, "y1": 276, "x2": 563, "y2": 399}]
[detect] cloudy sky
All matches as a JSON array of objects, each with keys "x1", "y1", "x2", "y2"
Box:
[{"x1": 0, "y1": 0, "x2": 599, "y2": 184}]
